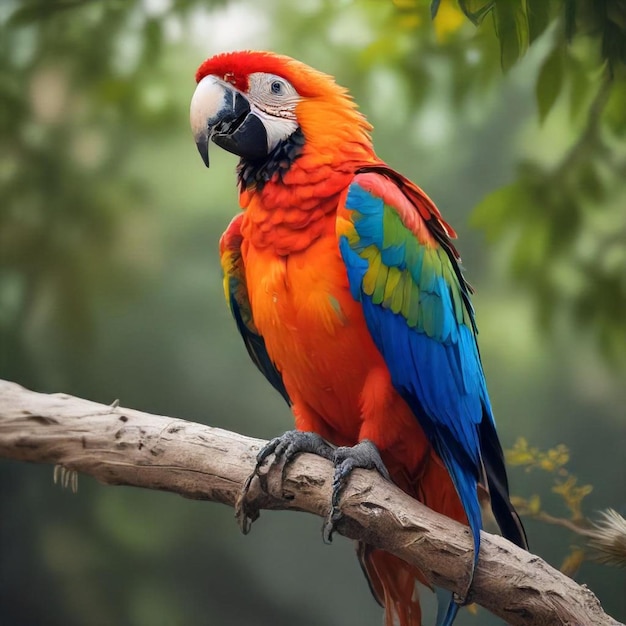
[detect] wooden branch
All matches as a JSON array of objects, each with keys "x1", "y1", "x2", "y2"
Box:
[{"x1": 0, "y1": 379, "x2": 622, "y2": 626}]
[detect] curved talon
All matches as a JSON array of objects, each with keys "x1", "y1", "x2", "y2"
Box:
[
  {"x1": 323, "y1": 440, "x2": 390, "y2": 543},
  {"x1": 236, "y1": 430, "x2": 335, "y2": 534},
  {"x1": 235, "y1": 471, "x2": 260, "y2": 534}
]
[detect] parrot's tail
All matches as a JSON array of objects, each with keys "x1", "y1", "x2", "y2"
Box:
[
  {"x1": 358, "y1": 544, "x2": 425, "y2": 626},
  {"x1": 357, "y1": 450, "x2": 469, "y2": 626}
]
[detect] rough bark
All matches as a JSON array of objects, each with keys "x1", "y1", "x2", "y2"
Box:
[{"x1": 0, "y1": 379, "x2": 621, "y2": 626}]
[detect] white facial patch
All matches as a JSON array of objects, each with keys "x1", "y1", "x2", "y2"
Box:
[
  {"x1": 253, "y1": 109, "x2": 299, "y2": 152},
  {"x1": 247, "y1": 72, "x2": 301, "y2": 152}
]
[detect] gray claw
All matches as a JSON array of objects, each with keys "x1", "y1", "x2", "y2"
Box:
[
  {"x1": 236, "y1": 430, "x2": 335, "y2": 534},
  {"x1": 323, "y1": 440, "x2": 390, "y2": 543}
]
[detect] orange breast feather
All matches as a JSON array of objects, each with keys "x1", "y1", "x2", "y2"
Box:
[{"x1": 241, "y1": 212, "x2": 435, "y2": 485}]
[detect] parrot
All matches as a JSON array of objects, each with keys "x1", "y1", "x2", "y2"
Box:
[{"x1": 189, "y1": 50, "x2": 528, "y2": 626}]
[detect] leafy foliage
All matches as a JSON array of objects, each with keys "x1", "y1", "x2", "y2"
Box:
[
  {"x1": 508, "y1": 437, "x2": 594, "y2": 524},
  {"x1": 507, "y1": 437, "x2": 626, "y2": 573},
  {"x1": 0, "y1": 0, "x2": 216, "y2": 384},
  {"x1": 425, "y1": 0, "x2": 626, "y2": 362}
]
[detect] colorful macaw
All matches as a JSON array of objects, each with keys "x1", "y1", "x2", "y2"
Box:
[{"x1": 190, "y1": 50, "x2": 527, "y2": 626}]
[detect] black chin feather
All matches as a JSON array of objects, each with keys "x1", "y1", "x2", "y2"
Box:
[{"x1": 237, "y1": 127, "x2": 305, "y2": 191}]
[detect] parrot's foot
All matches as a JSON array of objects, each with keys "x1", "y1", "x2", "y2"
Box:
[
  {"x1": 236, "y1": 430, "x2": 335, "y2": 534},
  {"x1": 322, "y1": 440, "x2": 390, "y2": 543}
]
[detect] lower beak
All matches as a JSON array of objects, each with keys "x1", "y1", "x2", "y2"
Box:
[{"x1": 190, "y1": 75, "x2": 268, "y2": 167}]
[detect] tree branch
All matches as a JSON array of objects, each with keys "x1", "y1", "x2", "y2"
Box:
[{"x1": 0, "y1": 380, "x2": 621, "y2": 626}]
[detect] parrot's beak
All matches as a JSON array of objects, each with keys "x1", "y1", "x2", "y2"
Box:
[{"x1": 190, "y1": 75, "x2": 268, "y2": 167}]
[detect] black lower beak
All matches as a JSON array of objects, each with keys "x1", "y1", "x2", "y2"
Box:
[{"x1": 212, "y1": 110, "x2": 268, "y2": 162}]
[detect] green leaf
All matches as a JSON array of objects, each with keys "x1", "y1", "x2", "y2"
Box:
[
  {"x1": 493, "y1": 0, "x2": 530, "y2": 71},
  {"x1": 564, "y1": 0, "x2": 577, "y2": 41},
  {"x1": 577, "y1": 162, "x2": 605, "y2": 201},
  {"x1": 471, "y1": 182, "x2": 525, "y2": 240},
  {"x1": 536, "y1": 45, "x2": 563, "y2": 122},
  {"x1": 510, "y1": 214, "x2": 551, "y2": 276},
  {"x1": 607, "y1": 2, "x2": 626, "y2": 30},
  {"x1": 604, "y1": 77, "x2": 626, "y2": 135},
  {"x1": 458, "y1": 0, "x2": 496, "y2": 25},
  {"x1": 567, "y1": 55, "x2": 591, "y2": 122},
  {"x1": 527, "y1": 0, "x2": 552, "y2": 44},
  {"x1": 601, "y1": 15, "x2": 626, "y2": 67}
]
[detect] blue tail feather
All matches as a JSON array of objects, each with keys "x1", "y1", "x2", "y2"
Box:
[
  {"x1": 435, "y1": 587, "x2": 459, "y2": 626},
  {"x1": 437, "y1": 442, "x2": 483, "y2": 572}
]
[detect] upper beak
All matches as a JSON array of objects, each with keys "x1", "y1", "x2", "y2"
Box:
[{"x1": 190, "y1": 75, "x2": 268, "y2": 167}]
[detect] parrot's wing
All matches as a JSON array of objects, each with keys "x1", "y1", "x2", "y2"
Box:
[
  {"x1": 337, "y1": 167, "x2": 527, "y2": 560},
  {"x1": 220, "y1": 214, "x2": 291, "y2": 405}
]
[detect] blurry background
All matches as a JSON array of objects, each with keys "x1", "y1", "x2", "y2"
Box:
[{"x1": 1, "y1": 1, "x2": 624, "y2": 625}]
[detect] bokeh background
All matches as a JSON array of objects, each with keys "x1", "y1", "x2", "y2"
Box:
[{"x1": 1, "y1": 1, "x2": 624, "y2": 625}]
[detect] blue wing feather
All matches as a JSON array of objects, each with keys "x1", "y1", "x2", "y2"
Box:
[
  {"x1": 339, "y1": 171, "x2": 528, "y2": 594},
  {"x1": 358, "y1": 294, "x2": 484, "y2": 560}
]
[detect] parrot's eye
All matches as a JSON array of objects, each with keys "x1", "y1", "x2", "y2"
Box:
[{"x1": 270, "y1": 80, "x2": 284, "y2": 95}]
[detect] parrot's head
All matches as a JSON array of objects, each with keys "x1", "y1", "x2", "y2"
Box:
[{"x1": 190, "y1": 50, "x2": 373, "y2": 174}]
